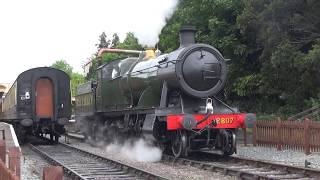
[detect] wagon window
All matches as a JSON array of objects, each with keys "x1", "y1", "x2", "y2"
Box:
[
  {"x1": 119, "y1": 58, "x2": 138, "y2": 76},
  {"x1": 100, "y1": 60, "x2": 122, "y2": 80},
  {"x1": 111, "y1": 64, "x2": 120, "y2": 79},
  {"x1": 102, "y1": 64, "x2": 113, "y2": 81}
]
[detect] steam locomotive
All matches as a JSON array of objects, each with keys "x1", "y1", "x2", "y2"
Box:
[
  {"x1": 0, "y1": 67, "x2": 71, "y2": 142},
  {"x1": 75, "y1": 26, "x2": 256, "y2": 157}
]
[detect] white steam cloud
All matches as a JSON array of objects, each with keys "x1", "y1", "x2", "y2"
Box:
[
  {"x1": 77, "y1": 117, "x2": 163, "y2": 162},
  {"x1": 105, "y1": 139, "x2": 162, "y2": 162},
  {"x1": 133, "y1": 0, "x2": 179, "y2": 47},
  {"x1": 0, "y1": 0, "x2": 180, "y2": 82}
]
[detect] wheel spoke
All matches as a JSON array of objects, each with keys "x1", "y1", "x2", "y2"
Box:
[{"x1": 171, "y1": 130, "x2": 188, "y2": 158}]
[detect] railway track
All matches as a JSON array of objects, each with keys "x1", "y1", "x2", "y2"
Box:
[
  {"x1": 65, "y1": 132, "x2": 85, "y2": 141},
  {"x1": 162, "y1": 152, "x2": 320, "y2": 179},
  {"x1": 28, "y1": 141, "x2": 167, "y2": 180},
  {"x1": 66, "y1": 132, "x2": 320, "y2": 179}
]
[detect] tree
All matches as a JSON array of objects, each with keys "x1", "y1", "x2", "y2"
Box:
[
  {"x1": 158, "y1": 0, "x2": 320, "y2": 116},
  {"x1": 85, "y1": 32, "x2": 143, "y2": 80},
  {"x1": 117, "y1": 32, "x2": 143, "y2": 50},
  {"x1": 70, "y1": 72, "x2": 85, "y2": 96},
  {"x1": 111, "y1": 33, "x2": 120, "y2": 47},
  {"x1": 51, "y1": 60, "x2": 73, "y2": 76},
  {"x1": 85, "y1": 56, "x2": 99, "y2": 80},
  {"x1": 236, "y1": 0, "x2": 320, "y2": 114},
  {"x1": 97, "y1": 32, "x2": 110, "y2": 49},
  {"x1": 158, "y1": 0, "x2": 251, "y2": 108},
  {"x1": 51, "y1": 60, "x2": 85, "y2": 97}
]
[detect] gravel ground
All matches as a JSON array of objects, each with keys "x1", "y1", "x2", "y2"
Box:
[
  {"x1": 235, "y1": 144, "x2": 320, "y2": 169},
  {"x1": 64, "y1": 131, "x2": 320, "y2": 179},
  {"x1": 21, "y1": 145, "x2": 70, "y2": 180},
  {"x1": 21, "y1": 145, "x2": 49, "y2": 180},
  {"x1": 63, "y1": 137, "x2": 234, "y2": 180}
]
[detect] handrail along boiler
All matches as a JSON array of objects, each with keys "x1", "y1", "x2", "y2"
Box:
[{"x1": 75, "y1": 26, "x2": 256, "y2": 157}]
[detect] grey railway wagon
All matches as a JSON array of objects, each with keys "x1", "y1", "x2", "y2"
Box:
[{"x1": 0, "y1": 67, "x2": 71, "y2": 142}]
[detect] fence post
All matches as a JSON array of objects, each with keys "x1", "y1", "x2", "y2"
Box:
[
  {"x1": 9, "y1": 147, "x2": 21, "y2": 178},
  {"x1": 252, "y1": 122, "x2": 257, "y2": 146},
  {"x1": 0, "y1": 129, "x2": 5, "y2": 140},
  {"x1": 43, "y1": 166, "x2": 63, "y2": 180},
  {"x1": 242, "y1": 128, "x2": 247, "y2": 146},
  {"x1": 276, "y1": 118, "x2": 282, "y2": 151},
  {"x1": 0, "y1": 140, "x2": 5, "y2": 163},
  {"x1": 304, "y1": 118, "x2": 311, "y2": 155}
]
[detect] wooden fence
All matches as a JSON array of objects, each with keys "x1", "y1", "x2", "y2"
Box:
[
  {"x1": 252, "y1": 118, "x2": 320, "y2": 154},
  {"x1": 0, "y1": 139, "x2": 20, "y2": 180},
  {"x1": 0, "y1": 159, "x2": 19, "y2": 180}
]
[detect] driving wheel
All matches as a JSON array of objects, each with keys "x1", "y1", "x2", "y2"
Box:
[{"x1": 171, "y1": 130, "x2": 189, "y2": 157}]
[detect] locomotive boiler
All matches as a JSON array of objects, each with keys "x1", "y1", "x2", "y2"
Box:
[
  {"x1": 0, "y1": 67, "x2": 71, "y2": 142},
  {"x1": 76, "y1": 26, "x2": 256, "y2": 157}
]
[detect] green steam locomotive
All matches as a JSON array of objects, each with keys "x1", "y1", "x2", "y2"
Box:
[{"x1": 75, "y1": 26, "x2": 256, "y2": 157}]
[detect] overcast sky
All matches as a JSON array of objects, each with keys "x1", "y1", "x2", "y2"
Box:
[{"x1": 0, "y1": 0, "x2": 178, "y2": 83}]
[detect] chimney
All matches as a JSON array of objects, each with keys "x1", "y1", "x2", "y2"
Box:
[{"x1": 179, "y1": 25, "x2": 196, "y2": 47}]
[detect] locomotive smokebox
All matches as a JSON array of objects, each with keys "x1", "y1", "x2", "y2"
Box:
[
  {"x1": 179, "y1": 26, "x2": 196, "y2": 47},
  {"x1": 157, "y1": 26, "x2": 228, "y2": 98}
]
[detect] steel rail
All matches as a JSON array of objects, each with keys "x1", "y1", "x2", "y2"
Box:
[
  {"x1": 226, "y1": 155, "x2": 320, "y2": 178},
  {"x1": 28, "y1": 142, "x2": 167, "y2": 180},
  {"x1": 66, "y1": 132, "x2": 320, "y2": 179},
  {"x1": 162, "y1": 153, "x2": 320, "y2": 179}
]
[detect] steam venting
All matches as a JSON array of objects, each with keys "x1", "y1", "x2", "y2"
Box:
[
  {"x1": 134, "y1": 0, "x2": 179, "y2": 46},
  {"x1": 76, "y1": 117, "x2": 162, "y2": 163},
  {"x1": 105, "y1": 139, "x2": 162, "y2": 162},
  {"x1": 179, "y1": 26, "x2": 196, "y2": 47}
]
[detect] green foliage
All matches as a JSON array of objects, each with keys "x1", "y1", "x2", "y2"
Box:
[
  {"x1": 301, "y1": 42, "x2": 320, "y2": 108},
  {"x1": 51, "y1": 60, "x2": 73, "y2": 76},
  {"x1": 237, "y1": 0, "x2": 320, "y2": 115},
  {"x1": 85, "y1": 56, "x2": 98, "y2": 81},
  {"x1": 85, "y1": 32, "x2": 143, "y2": 80},
  {"x1": 158, "y1": 0, "x2": 320, "y2": 116},
  {"x1": 111, "y1": 33, "x2": 120, "y2": 47},
  {"x1": 117, "y1": 32, "x2": 143, "y2": 50},
  {"x1": 101, "y1": 32, "x2": 142, "y2": 64},
  {"x1": 232, "y1": 74, "x2": 261, "y2": 97},
  {"x1": 51, "y1": 60, "x2": 85, "y2": 97},
  {"x1": 70, "y1": 72, "x2": 85, "y2": 96}
]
